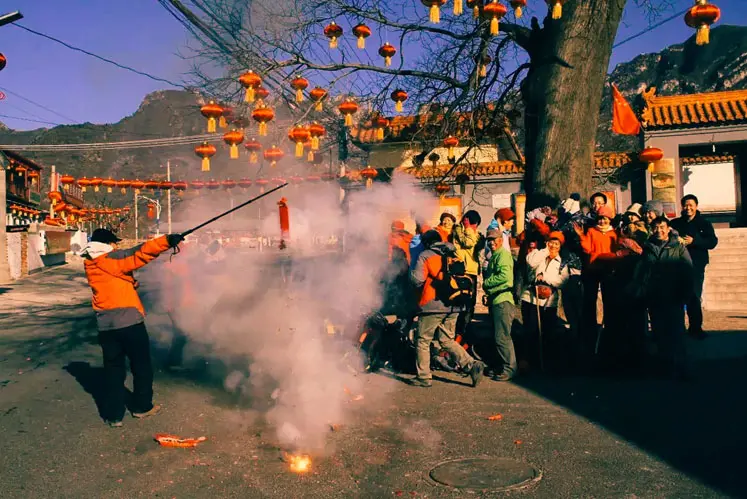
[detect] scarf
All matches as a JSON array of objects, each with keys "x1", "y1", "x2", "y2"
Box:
[{"x1": 80, "y1": 241, "x2": 114, "y2": 260}]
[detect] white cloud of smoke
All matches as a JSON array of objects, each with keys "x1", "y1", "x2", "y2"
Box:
[{"x1": 145, "y1": 173, "x2": 437, "y2": 453}]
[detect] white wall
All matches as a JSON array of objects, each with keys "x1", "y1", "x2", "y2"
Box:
[{"x1": 682, "y1": 161, "x2": 737, "y2": 213}]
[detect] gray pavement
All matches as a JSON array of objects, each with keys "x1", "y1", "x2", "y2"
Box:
[{"x1": 1, "y1": 264, "x2": 747, "y2": 498}]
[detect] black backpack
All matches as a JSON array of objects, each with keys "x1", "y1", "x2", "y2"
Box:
[{"x1": 437, "y1": 256, "x2": 474, "y2": 306}]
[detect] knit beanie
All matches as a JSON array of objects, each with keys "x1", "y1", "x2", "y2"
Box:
[{"x1": 642, "y1": 200, "x2": 664, "y2": 218}]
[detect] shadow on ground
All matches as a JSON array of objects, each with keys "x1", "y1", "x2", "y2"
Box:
[{"x1": 513, "y1": 330, "x2": 747, "y2": 498}]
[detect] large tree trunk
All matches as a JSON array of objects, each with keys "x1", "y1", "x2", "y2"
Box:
[{"x1": 522, "y1": 0, "x2": 625, "y2": 208}]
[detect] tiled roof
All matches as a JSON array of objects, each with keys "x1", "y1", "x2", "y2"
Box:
[
  {"x1": 681, "y1": 154, "x2": 735, "y2": 165},
  {"x1": 401, "y1": 152, "x2": 632, "y2": 180},
  {"x1": 351, "y1": 111, "x2": 525, "y2": 163},
  {"x1": 2, "y1": 150, "x2": 44, "y2": 171},
  {"x1": 641, "y1": 87, "x2": 747, "y2": 130}
]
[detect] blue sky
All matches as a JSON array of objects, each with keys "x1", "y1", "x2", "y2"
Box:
[{"x1": 0, "y1": 0, "x2": 744, "y2": 131}]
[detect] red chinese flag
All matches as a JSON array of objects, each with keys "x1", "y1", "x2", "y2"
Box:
[{"x1": 611, "y1": 84, "x2": 641, "y2": 136}]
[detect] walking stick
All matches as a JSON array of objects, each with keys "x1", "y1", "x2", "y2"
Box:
[{"x1": 535, "y1": 286, "x2": 544, "y2": 372}]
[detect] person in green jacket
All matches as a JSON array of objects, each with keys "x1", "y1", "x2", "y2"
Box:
[{"x1": 483, "y1": 228, "x2": 516, "y2": 381}]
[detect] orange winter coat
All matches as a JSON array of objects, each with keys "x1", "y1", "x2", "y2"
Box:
[
  {"x1": 388, "y1": 231, "x2": 413, "y2": 264},
  {"x1": 84, "y1": 236, "x2": 171, "y2": 330},
  {"x1": 579, "y1": 227, "x2": 618, "y2": 265},
  {"x1": 436, "y1": 225, "x2": 452, "y2": 243}
]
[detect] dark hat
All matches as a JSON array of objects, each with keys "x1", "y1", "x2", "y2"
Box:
[{"x1": 91, "y1": 228, "x2": 121, "y2": 244}]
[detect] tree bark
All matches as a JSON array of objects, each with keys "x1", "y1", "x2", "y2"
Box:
[{"x1": 522, "y1": 0, "x2": 626, "y2": 208}]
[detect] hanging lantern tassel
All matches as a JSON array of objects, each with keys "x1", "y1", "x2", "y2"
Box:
[
  {"x1": 366, "y1": 178, "x2": 374, "y2": 189},
  {"x1": 329, "y1": 36, "x2": 338, "y2": 49},
  {"x1": 245, "y1": 87, "x2": 255, "y2": 103},
  {"x1": 202, "y1": 157, "x2": 211, "y2": 172},
  {"x1": 230, "y1": 144, "x2": 239, "y2": 159},
  {"x1": 259, "y1": 122, "x2": 267, "y2": 136},
  {"x1": 121, "y1": 186, "x2": 126, "y2": 194},
  {"x1": 308, "y1": 150, "x2": 315, "y2": 162},
  {"x1": 473, "y1": 4, "x2": 480, "y2": 18},
  {"x1": 454, "y1": 0, "x2": 463, "y2": 15},
  {"x1": 448, "y1": 145, "x2": 455, "y2": 158},
  {"x1": 357, "y1": 36, "x2": 365, "y2": 49},
  {"x1": 207, "y1": 117, "x2": 217, "y2": 133},
  {"x1": 295, "y1": 141, "x2": 304, "y2": 158},
  {"x1": 430, "y1": 4, "x2": 440, "y2": 23},
  {"x1": 250, "y1": 152, "x2": 258, "y2": 164},
  {"x1": 315, "y1": 101, "x2": 323, "y2": 112},
  {"x1": 311, "y1": 136, "x2": 320, "y2": 150},
  {"x1": 480, "y1": 63, "x2": 487, "y2": 78},
  {"x1": 514, "y1": 4, "x2": 523, "y2": 17},
  {"x1": 552, "y1": 1, "x2": 562, "y2": 20},
  {"x1": 490, "y1": 16, "x2": 499, "y2": 35},
  {"x1": 384, "y1": 55, "x2": 392, "y2": 67},
  {"x1": 377, "y1": 127, "x2": 385, "y2": 141},
  {"x1": 395, "y1": 101, "x2": 403, "y2": 113},
  {"x1": 697, "y1": 23, "x2": 710, "y2": 46},
  {"x1": 344, "y1": 114, "x2": 353, "y2": 127},
  {"x1": 219, "y1": 116, "x2": 228, "y2": 128},
  {"x1": 296, "y1": 88, "x2": 304, "y2": 103}
]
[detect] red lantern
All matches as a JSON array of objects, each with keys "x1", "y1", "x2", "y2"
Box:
[
  {"x1": 252, "y1": 104, "x2": 274, "y2": 137},
  {"x1": 443, "y1": 135, "x2": 459, "y2": 159},
  {"x1": 639, "y1": 147, "x2": 664, "y2": 173},
  {"x1": 435, "y1": 183, "x2": 450, "y2": 197},
  {"x1": 48, "y1": 191, "x2": 63, "y2": 204},
  {"x1": 159, "y1": 181, "x2": 173, "y2": 191},
  {"x1": 144, "y1": 180, "x2": 159, "y2": 192},
  {"x1": 223, "y1": 129, "x2": 244, "y2": 159},
  {"x1": 271, "y1": 176, "x2": 287, "y2": 186},
  {"x1": 321, "y1": 172, "x2": 337, "y2": 182},
  {"x1": 195, "y1": 142, "x2": 218, "y2": 172},
  {"x1": 239, "y1": 71, "x2": 262, "y2": 103},
  {"x1": 308, "y1": 122, "x2": 326, "y2": 151},
  {"x1": 245, "y1": 138, "x2": 262, "y2": 164},
  {"x1": 422, "y1": 0, "x2": 447, "y2": 23},
  {"x1": 256, "y1": 86, "x2": 270, "y2": 101},
  {"x1": 89, "y1": 177, "x2": 103, "y2": 192},
  {"x1": 0, "y1": 53, "x2": 6, "y2": 72},
  {"x1": 205, "y1": 179, "x2": 221, "y2": 190},
  {"x1": 222, "y1": 179, "x2": 237, "y2": 190},
  {"x1": 59, "y1": 174, "x2": 75, "y2": 190},
  {"x1": 391, "y1": 89, "x2": 408, "y2": 113},
  {"x1": 360, "y1": 167, "x2": 378, "y2": 189},
  {"x1": 102, "y1": 178, "x2": 117, "y2": 193},
  {"x1": 55, "y1": 202, "x2": 68, "y2": 214},
  {"x1": 338, "y1": 100, "x2": 359, "y2": 127},
  {"x1": 546, "y1": 0, "x2": 565, "y2": 20},
  {"x1": 374, "y1": 116, "x2": 389, "y2": 141},
  {"x1": 76, "y1": 177, "x2": 92, "y2": 192},
  {"x1": 118, "y1": 179, "x2": 132, "y2": 194},
  {"x1": 352, "y1": 23, "x2": 371, "y2": 49},
  {"x1": 510, "y1": 0, "x2": 526, "y2": 17},
  {"x1": 310, "y1": 87, "x2": 328, "y2": 111},
  {"x1": 173, "y1": 181, "x2": 188, "y2": 195},
  {"x1": 190, "y1": 180, "x2": 205, "y2": 194},
  {"x1": 290, "y1": 76, "x2": 309, "y2": 103},
  {"x1": 378, "y1": 43, "x2": 397, "y2": 67},
  {"x1": 685, "y1": 1, "x2": 720, "y2": 46},
  {"x1": 264, "y1": 145, "x2": 285, "y2": 167},
  {"x1": 467, "y1": 0, "x2": 482, "y2": 18},
  {"x1": 255, "y1": 177, "x2": 269, "y2": 193},
  {"x1": 238, "y1": 178, "x2": 253, "y2": 189},
  {"x1": 200, "y1": 101, "x2": 224, "y2": 133},
  {"x1": 324, "y1": 22, "x2": 343, "y2": 49},
  {"x1": 289, "y1": 126, "x2": 311, "y2": 158},
  {"x1": 306, "y1": 175, "x2": 321, "y2": 183},
  {"x1": 130, "y1": 179, "x2": 146, "y2": 194},
  {"x1": 289, "y1": 175, "x2": 304, "y2": 185},
  {"x1": 483, "y1": 0, "x2": 507, "y2": 35}
]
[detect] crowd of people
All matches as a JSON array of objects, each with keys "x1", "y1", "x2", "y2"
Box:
[{"x1": 387, "y1": 192, "x2": 718, "y2": 387}]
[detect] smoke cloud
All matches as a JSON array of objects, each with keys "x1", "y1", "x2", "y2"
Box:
[{"x1": 143, "y1": 173, "x2": 438, "y2": 453}]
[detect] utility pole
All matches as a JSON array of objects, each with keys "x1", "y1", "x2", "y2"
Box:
[{"x1": 0, "y1": 10, "x2": 24, "y2": 284}]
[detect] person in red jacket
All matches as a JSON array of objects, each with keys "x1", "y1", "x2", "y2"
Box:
[
  {"x1": 81, "y1": 229, "x2": 183, "y2": 427},
  {"x1": 573, "y1": 205, "x2": 617, "y2": 360}
]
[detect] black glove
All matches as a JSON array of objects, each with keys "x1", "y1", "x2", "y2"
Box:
[{"x1": 166, "y1": 233, "x2": 184, "y2": 248}]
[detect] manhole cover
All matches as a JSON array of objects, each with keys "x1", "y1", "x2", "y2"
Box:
[{"x1": 429, "y1": 457, "x2": 541, "y2": 491}]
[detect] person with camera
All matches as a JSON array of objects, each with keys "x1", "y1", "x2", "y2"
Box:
[
  {"x1": 410, "y1": 230, "x2": 484, "y2": 388},
  {"x1": 519, "y1": 231, "x2": 570, "y2": 373}
]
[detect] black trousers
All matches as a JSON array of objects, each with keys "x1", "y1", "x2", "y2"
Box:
[
  {"x1": 98, "y1": 322, "x2": 154, "y2": 421},
  {"x1": 520, "y1": 301, "x2": 559, "y2": 370},
  {"x1": 686, "y1": 267, "x2": 705, "y2": 334}
]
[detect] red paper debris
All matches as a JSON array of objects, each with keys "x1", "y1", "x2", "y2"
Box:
[
  {"x1": 154, "y1": 434, "x2": 207, "y2": 448},
  {"x1": 487, "y1": 414, "x2": 503, "y2": 421}
]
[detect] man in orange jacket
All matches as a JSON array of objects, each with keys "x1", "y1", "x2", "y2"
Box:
[{"x1": 81, "y1": 229, "x2": 183, "y2": 427}]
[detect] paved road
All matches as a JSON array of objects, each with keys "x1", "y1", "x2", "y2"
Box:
[{"x1": 1, "y1": 264, "x2": 746, "y2": 498}]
